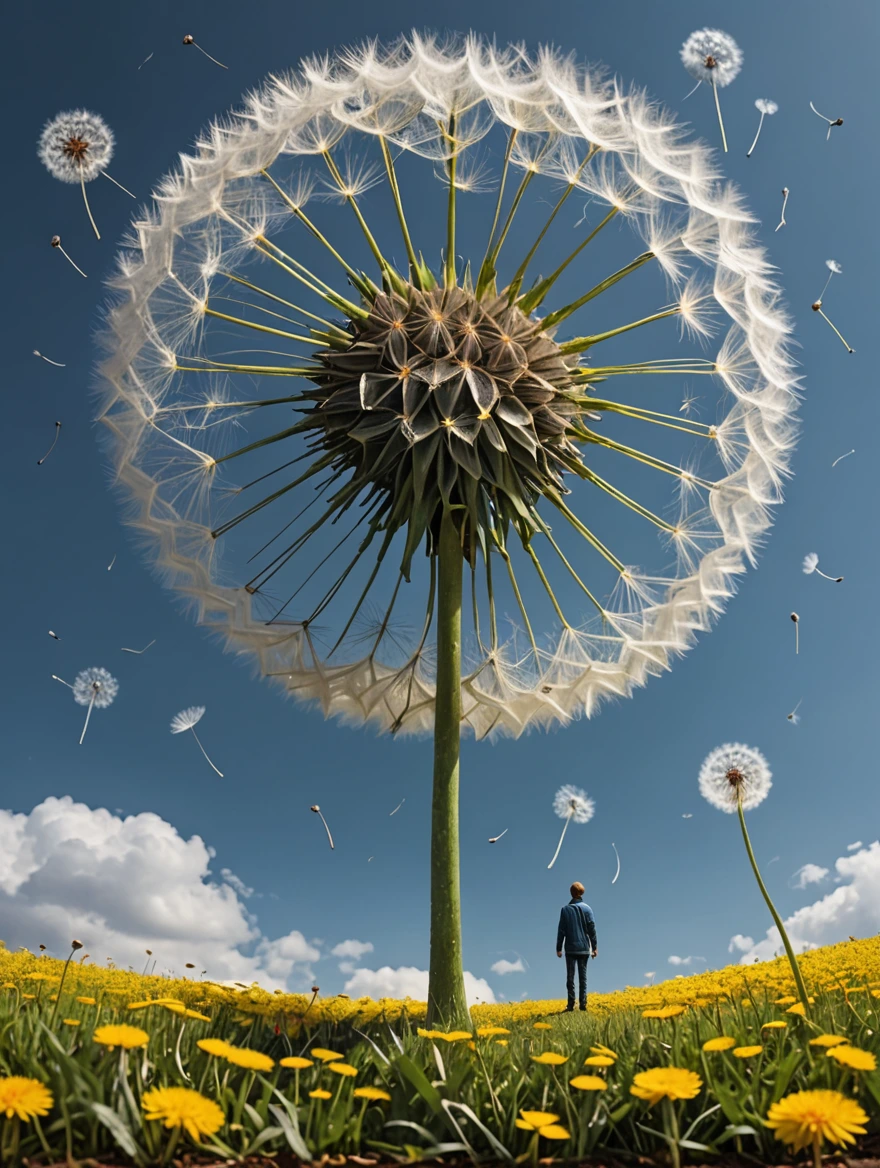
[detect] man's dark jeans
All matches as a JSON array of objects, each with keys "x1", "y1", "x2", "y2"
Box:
[{"x1": 565, "y1": 953, "x2": 589, "y2": 1009}]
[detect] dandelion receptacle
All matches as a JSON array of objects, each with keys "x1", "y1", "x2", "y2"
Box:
[{"x1": 99, "y1": 34, "x2": 797, "y2": 1025}]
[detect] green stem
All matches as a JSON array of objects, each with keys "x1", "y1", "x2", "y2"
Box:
[
  {"x1": 378, "y1": 136, "x2": 422, "y2": 286},
  {"x1": 426, "y1": 508, "x2": 468, "y2": 1028},
  {"x1": 812, "y1": 1131, "x2": 822, "y2": 1168},
  {"x1": 663, "y1": 1097, "x2": 681, "y2": 1168},
  {"x1": 49, "y1": 946, "x2": 77, "y2": 1028},
  {"x1": 445, "y1": 115, "x2": 457, "y2": 287},
  {"x1": 737, "y1": 797, "x2": 811, "y2": 1013}
]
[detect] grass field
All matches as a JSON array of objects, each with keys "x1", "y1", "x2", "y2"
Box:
[{"x1": 1, "y1": 937, "x2": 878, "y2": 1166}]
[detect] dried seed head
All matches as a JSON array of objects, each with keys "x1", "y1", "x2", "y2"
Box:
[
  {"x1": 183, "y1": 34, "x2": 195, "y2": 44},
  {"x1": 71, "y1": 939, "x2": 83, "y2": 950}
]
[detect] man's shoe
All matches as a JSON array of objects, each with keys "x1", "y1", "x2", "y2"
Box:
[
  {"x1": 579, "y1": 1005, "x2": 587, "y2": 1011},
  {"x1": 565, "y1": 1005, "x2": 575, "y2": 1012}
]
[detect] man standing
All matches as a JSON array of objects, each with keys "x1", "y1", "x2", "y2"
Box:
[{"x1": 556, "y1": 881, "x2": 598, "y2": 1011}]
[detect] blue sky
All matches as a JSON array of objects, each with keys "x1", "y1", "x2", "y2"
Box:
[{"x1": 2, "y1": 0, "x2": 879, "y2": 1003}]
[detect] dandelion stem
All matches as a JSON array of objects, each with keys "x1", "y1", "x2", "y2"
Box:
[
  {"x1": 475, "y1": 129, "x2": 517, "y2": 297},
  {"x1": 561, "y1": 307, "x2": 681, "y2": 352},
  {"x1": 378, "y1": 136, "x2": 422, "y2": 286},
  {"x1": 524, "y1": 543, "x2": 571, "y2": 628},
  {"x1": 101, "y1": 171, "x2": 136, "y2": 198},
  {"x1": 426, "y1": 507, "x2": 469, "y2": 1028},
  {"x1": 712, "y1": 81, "x2": 728, "y2": 153},
  {"x1": 48, "y1": 945, "x2": 78, "y2": 1028},
  {"x1": 746, "y1": 112, "x2": 765, "y2": 158},
  {"x1": 322, "y1": 151, "x2": 407, "y2": 295},
  {"x1": 313, "y1": 806, "x2": 334, "y2": 850},
  {"x1": 663, "y1": 1097, "x2": 681, "y2": 1168},
  {"x1": 203, "y1": 305, "x2": 326, "y2": 346},
  {"x1": 57, "y1": 244, "x2": 87, "y2": 279},
  {"x1": 547, "y1": 812, "x2": 573, "y2": 870},
  {"x1": 79, "y1": 164, "x2": 100, "y2": 239},
  {"x1": 253, "y1": 239, "x2": 368, "y2": 320},
  {"x1": 736, "y1": 794, "x2": 811, "y2": 1013},
  {"x1": 817, "y1": 309, "x2": 854, "y2": 352},
  {"x1": 541, "y1": 251, "x2": 655, "y2": 330},
  {"x1": 220, "y1": 272, "x2": 347, "y2": 334},
  {"x1": 79, "y1": 692, "x2": 96, "y2": 745},
  {"x1": 445, "y1": 114, "x2": 457, "y2": 287},
  {"x1": 190, "y1": 727, "x2": 223, "y2": 777},
  {"x1": 518, "y1": 205, "x2": 622, "y2": 316},
  {"x1": 811, "y1": 1133, "x2": 822, "y2": 1168},
  {"x1": 193, "y1": 42, "x2": 228, "y2": 69}
]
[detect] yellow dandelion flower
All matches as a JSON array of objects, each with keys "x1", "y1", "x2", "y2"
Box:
[
  {"x1": 142, "y1": 1086, "x2": 225, "y2": 1142},
  {"x1": 309, "y1": 1089, "x2": 332, "y2": 1100},
  {"x1": 642, "y1": 1005, "x2": 687, "y2": 1019},
  {"x1": 531, "y1": 1052, "x2": 568, "y2": 1065},
  {"x1": 184, "y1": 1009, "x2": 212, "y2": 1022},
  {"x1": 0, "y1": 1077, "x2": 54, "y2": 1121},
  {"x1": 197, "y1": 1038, "x2": 232, "y2": 1057},
  {"x1": 23, "y1": 972, "x2": 52, "y2": 982},
  {"x1": 224, "y1": 1048, "x2": 274, "y2": 1072},
  {"x1": 280, "y1": 1056, "x2": 313, "y2": 1069},
  {"x1": 570, "y1": 1075, "x2": 607, "y2": 1092},
  {"x1": 630, "y1": 1067, "x2": 702, "y2": 1106},
  {"x1": 584, "y1": 1054, "x2": 615, "y2": 1067},
  {"x1": 766, "y1": 1089, "x2": 868, "y2": 1152},
  {"x1": 809, "y1": 1034, "x2": 847, "y2": 1048},
  {"x1": 762, "y1": 1021, "x2": 787, "y2": 1030},
  {"x1": 93, "y1": 1024, "x2": 149, "y2": 1050},
  {"x1": 436, "y1": 1030, "x2": 473, "y2": 1042},
  {"x1": 310, "y1": 1047, "x2": 344, "y2": 1062},
  {"x1": 515, "y1": 1110, "x2": 570, "y2": 1140},
  {"x1": 354, "y1": 1087, "x2": 391, "y2": 1102},
  {"x1": 21, "y1": 993, "x2": 35, "y2": 1000},
  {"x1": 775, "y1": 996, "x2": 797, "y2": 1005},
  {"x1": 733, "y1": 1045, "x2": 764, "y2": 1059},
  {"x1": 590, "y1": 1044, "x2": 618, "y2": 1059},
  {"x1": 162, "y1": 1002, "x2": 186, "y2": 1015},
  {"x1": 702, "y1": 1036, "x2": 736, "y2": 1052},
  {"x1": 76, "y1": 997, "x2": 96, "y2": 1005},
  {"x1": 328, "y1": 1062, "x2": 358, "y2": 1077},
  {"x1": 496, "y1": 1040, "x2": 509, "y2": 1046},
  {"x1": 62, "y1": 1019, "x2": 81, "y2": 1027},
  {"x1": 476, "y1": 1026, "x2": 510, "y2": 1037},
  {"x1": 532, "y1": 1022, "x2": 552, "y2": 1030},
  {"x1": 416, "y1": 1028, "x2": 445, "y2": 1040},
  {"x1": 2, "y1": 983, "x2": 17, "y2": 990},
  {"x1": 826, "y1": 1046, "x2": 877, "y2": 1072}
]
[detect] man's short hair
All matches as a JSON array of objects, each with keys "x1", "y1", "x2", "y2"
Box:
[{"x1": 570, "y1": 881, "x2": 585, "y2": 897}]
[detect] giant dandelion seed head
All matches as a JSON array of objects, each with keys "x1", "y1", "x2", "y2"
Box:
[
  {"x1": 553, "y1": 784, "x2": 595, "y2": 824},
  {"x1": 755, "y1": 99, "x2": 778, "y2": 115},
  {"x1": 38, "y1": 110, "x2": 114, "y2": 184},
  {"x1": 680, "y1": 29, "x2": 743, "y2": 87},
  {"x1": 698, "y1": 743, "x2": 772, "y2": 814},
  {"x1": 72, "y1": 667, "x2": 119, "y2": 709},
  {"x1": 98, "y1": 33, "x2": 797, "y2": 739}
]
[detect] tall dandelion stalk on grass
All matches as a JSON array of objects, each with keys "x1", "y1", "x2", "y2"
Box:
[
  {"x1": 98, "y1": 34, "x2": 797, "y2": 1026},
  {"x1": 698, "y1": 744, "x2": 811, "y2": 1012}
]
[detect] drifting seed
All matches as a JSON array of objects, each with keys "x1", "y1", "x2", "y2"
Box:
[
  {"x1": 775, "y1": 188, "x2": 789, "y2": 232},
  {"x1": 50, "y1": 235, "x2": 87, "y2": 278},
  {"x1": 488, "y1": 829, "x2": 508, "y2": 843},
  {"x1": 33, "y1": 350, "x2": 66, "y2": 367},
  {"x1": 310, "y1": 804, "x2": 335, "y2": 850},
  {"x1": 182, "y1": 34, "x2": 228, "y2": 69},
  {"x1": 791, "y1": 612, "x2": 799, "y2": 655},
  {"x1": 48, "y1": 630, "x2": 60, "y2": 640},
  {"x1": 37, "y1": 422, "x2": 62, "y2": 465}
]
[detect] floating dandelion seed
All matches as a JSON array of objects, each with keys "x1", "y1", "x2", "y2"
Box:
[
  {"x1": 831, "y1": 449, "x2": 854, "y2": 468},
  {"x1": 802, "y1": 553, "x2": 843, "y2": 582},
  {"x1": 775, "y1": 188, "x2": 789, "y2": 232},
  {"x1": 679, "y1": 392, "x2": 701, "y2": 416},
  {"x1": 38, "y1": 110, "x2": 135, "y2": 240},
  {"x1": 699, "y1": 743, "x2": 809, "y2": 1012},
  {"x1": 747, "y1": 99, "x2": 778, "y2": 157},
  {"x1": 50, "y1": 235, "x2": 86, "y2": 279},
  {"x1": 33, "y1": 350, "x2": 65, "y2": 367},
  {"x1": 48, "y1": 630, "x2": 60, "y2": 640},
  {"x1": 37, "y1": 421, "x2": 62, "y2": 466},
  {"x1": 611, "y1": 842, "x2": 621, "y2": 885},
  {"x1": 107, "y1": 554, "x2": 116, "y2": 571},
  {"x1": 98, "y1": 33, "x2": 798, "y2": 1027},
  {"x1": 682, "y1": 813, "x2": 693, "y2": 819},
  {"x1": 680, "y1": 28, "x2": 743, "y2": 152},
  {"x1": 389, "y1": 798, "x2": 405, "y2": 816},
  {"x1": 812, "y1": 261, "x2": 852, "y2": 350},
  {"x1": 170, "y1": 706, "x2": 224, "y2": 776},
  {"x1": 489, "y1": 828, "x2": 508, "y2": 843},
  {"x1": 548, "y1": 784, "x2": 594, "y2": 869},
  {"x1": 791, "y1": 612, "x2": 799, "y2": 655},
  {"x1": 53, "y1": 667, "x2": 119, "y2": 744},
  {"x1": 121, "y1": 639, "x2": 156, "y2": 654},
  {"x1": 182, "y1": 34, "x2": 228, "y2": 70},
  {"x1": 310, "y1": 804, "x2": 335, "y2": 850},
  {"x1": 787, "y1": 700, "x2": 802, "y2": 725},
  {"x1": 810, "y1": 100, "x2": 844, "y2": 141},
  {"x1": 137, "y1": 52, "x2": 154, "y2": 70}
]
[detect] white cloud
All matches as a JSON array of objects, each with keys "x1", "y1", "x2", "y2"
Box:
[
  {"x1": 490, "y1": 957, "x2": 525, "y2": 975},
  {"x1": 343, "y1": 966, "x2": 496, "y2": 1005},
  {"x1": 330, "y1": 939, "x2": 374, "y2": 961},
  {"x1": 728, "y1": 934, "x2": 754, "y2": 953},
  {"x1": 847, "y1": 841, "x2": 863, "y2": 852},
  {"x1": 337, "y1": 960, "x2": 356, "y2": 974},
  {"x1": 220, "y1": 869, "x2": 254, "y2": 899},
  {"x1": 734, "y1": 842, "x2": 880, "y2": 963},
  {"x1": 667, "y1": 955, "x2": 705, "y2": 966},
  {"x1": 791, "y1": 863, "x2": 829, "y2": 890},
  {"x1": 0, "y1": 796, "x2": 320, "y2": 989}
]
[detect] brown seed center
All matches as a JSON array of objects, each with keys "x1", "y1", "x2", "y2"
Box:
[
  {"x1": 704, "y1": 55, "x2": 717, "y2": 69},
  {"x1": 726, "y1": 767, "x2": 744, "y2": 788},
  {"x1": 63, "y1": 137, "x2": 90, "y2": 161}
]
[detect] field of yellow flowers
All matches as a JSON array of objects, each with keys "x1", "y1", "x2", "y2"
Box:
[{"x1": 1, "y1": 937, "x2": 878, "y2": 1167}]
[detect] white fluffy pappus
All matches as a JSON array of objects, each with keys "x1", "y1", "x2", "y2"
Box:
[
  {"x1": 38, "y1": 109, "x2": 115, "y2": 183},
  {"x1": 97, "y1": 32, "x2": 799, "y2": 740},
  {"x1": 680, "y1": 29, "x2": 743, "y2": 87},
  {"x1": 698, "y1": 742, "x2": 772, "y2": 813},
  {"x1": 553, "y1": 784, "x2": 595, "y2": 824},
  {"x1": 72, "y1": 666, "x2": 119, "y2": 708}
]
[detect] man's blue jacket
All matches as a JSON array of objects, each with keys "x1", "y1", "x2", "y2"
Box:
[{"x1": 556, "y1": 897, "x2": 597, "y2": 955}]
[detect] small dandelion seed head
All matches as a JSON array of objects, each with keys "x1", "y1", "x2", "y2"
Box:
[
  {"x1": 680, "y1": 29, "x2": 743, "y2": 87},
  {"x1": 791, "y1": 612, "x2": 799, "y2": 622},
  {"x1": 826, "y1": 259, "x2": 843, "y2": 274},
  {"x1": 72, "y1": 667, "x2": 119, "y2": 709},
  {"x1": 51, "y1": 236, "x2": 62, "y2": 248},
  {"x1": 183, "y1": 35, "x2": 195, "y2": 45},
  {"x1": 553, "y1": 783, "x2": 595, "y2": 824},
  {"x1": 38, "y1": 110, "x2": 115, "y2": 184},
  {"x1": 802, "y1": 552, "x2": 819, "y2": 574},
  {"x1": 755, "y1": 99, "x2": 778, "y2": 115},
  {"x1": 170, "y1": 706, "x2": 205, "y2": 734},
  {"x1": 699, "y1": 743, "x2": 772, "y2": 814}
]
